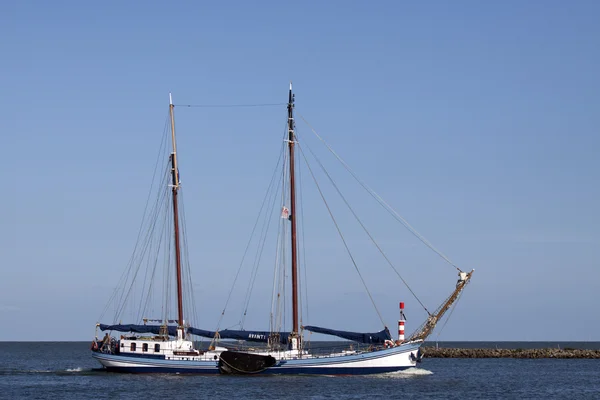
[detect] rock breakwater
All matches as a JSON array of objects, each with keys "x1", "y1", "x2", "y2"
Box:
[{"x1": 422, "y1": 347, "x2": 600, "y2": 359}]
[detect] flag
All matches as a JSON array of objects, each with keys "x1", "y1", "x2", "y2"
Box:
[{"x1": 281, "y1": 206, "x2": 290, "y2": 220}]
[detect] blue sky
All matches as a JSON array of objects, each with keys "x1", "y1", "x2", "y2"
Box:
[{"x1": 2, "y1": 0, "x2": 599, "y2": 341}]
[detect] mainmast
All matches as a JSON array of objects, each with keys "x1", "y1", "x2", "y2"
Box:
[
  {"x1": 169, "y1": 93, "x2": 185, "y2": 329},
  {"x1": 287, "y1": 83, "x2": 300, "y2": 349}
]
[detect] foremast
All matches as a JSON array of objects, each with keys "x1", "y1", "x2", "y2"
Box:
[
  {"x1": 169, "y1": 93, "x2": 185, "y2": 334},
  {"x1": 408, "y1": 269, "x2": 475, "y2": 342},
  {"x1": 287, "y1": 83, "x2": 301, "y2": 351}
]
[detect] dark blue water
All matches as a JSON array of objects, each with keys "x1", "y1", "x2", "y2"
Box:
[{"x1": 1, "y1": 342, "x2": 599, "y2": 399}]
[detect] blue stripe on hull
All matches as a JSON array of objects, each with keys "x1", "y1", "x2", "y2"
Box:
[
  {"x1": 103, "y1": 365, "x2": 410, "y2": 375},
  {"x1": 260, "y1": 366, "x2": 412, "y2": 375},
  {"x1": 95, "y1": 352, "x2": 165, "y2": 360},
  {"x1": 104, "y1": 366, "x2": 220, "y2": 374}
]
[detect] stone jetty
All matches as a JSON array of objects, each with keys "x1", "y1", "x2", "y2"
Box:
[{"x1": 421, "y1": 347, "x2": 600, "y2": 359}]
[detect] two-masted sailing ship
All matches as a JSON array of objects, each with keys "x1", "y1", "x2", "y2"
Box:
[{"x1": 91, "y1": 86, "x2": 473, "y2": 374}]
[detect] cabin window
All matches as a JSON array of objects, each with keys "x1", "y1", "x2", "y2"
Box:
[
  {"x1": 121, "y1": 342, "x2": 124, "y2": 348},
  {"x1": 130, "y1": 343, "x2": 136, "y2": 352},
  {"x1": 155, "y1": 344, "x2": 160, "y2": 352},
  {"x1": 142, "y1": 343, "x2": 148, "y2": 352}
]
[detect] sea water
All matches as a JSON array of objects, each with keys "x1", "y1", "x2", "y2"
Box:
[{"x1": 1, "y1": 342, "x2": 599, "y2": 399}]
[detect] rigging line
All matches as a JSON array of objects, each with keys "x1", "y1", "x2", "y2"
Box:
[
  {"x1": 272, "y1": 215, "x2": 287, "y2": 333},
  {"x1": 240, "y1": 126, "x2": 289, "y2": 329},
  {"x1": 296, "y1": 128, "x2": 309, "y2": 327},
  {"x1": 139, "y1": 231, "x2": 163, "y2": 321},
  {"x1": 114, "y1": 163, "x2": 172, "y2": 323},
  {"x1": 137, "y1": 178, "x2": 170, "y2": 319},
  {"x1": 179, "y1": 190, "x2": 191, "y2": 318},
  {"x1": 296, "y1": 112, "x2": 461, "y2": 273},
  {"x1": 112, "y1": 147, "x2": 171, "y2": 321},
  {"x1": 122, "y1": 191, "x2": 167, "y2": 323},
  {"x1": 297, "y1": 143, "x2": 387, "y2": 328},
  {"x1": 215, "y1": 136, "x2": 287, "y2": 330},
  {"x1": 273, "y1": 146, "x2": 289, "y2": 334},
  {"x1": 174, "y1": 103, "x2": 287, "y2": 108},
  {"x1": 240, "y1": 155, "x2": 284, "y2": 328},
  {"x1": 301, "y1": 137, "x2": 430, "y2": 315},
  {"x1": 139, "y1": 215, "x2": 166, "y2": 320},
  {"x1": 99, "y1": 113, "x2": 170, "y2": 322},
  {"x1": 242, "y1": 191, "x2": 276, "y2": 320},
  {"x1": 127, "y1": 162, "x2": 171, "y2": 322},
  {"x1": 270, "y1": 129, "x2": 289, "y2": 333},
  {"x1": 269, "y1": 209, "x2": 282, "y2": 333},
  {"x1": 240, "y1": 150, "x2": 284, "y2": 329},
  {"x1": 179, "y1": 189, "x2": 199, "y2": 327},
  {"x1": 159, "y1": 206, "x2": 171, "y2": 323},
  {"x1": 160, "y1": 202, "x2": 169, "y2": 323},
  {"x1": 167, "y1": 196, "x2": 176, "y2": 323},
  {"x1": 118, "y1": 164, "x2": 171, "y2": 308},
  {"x1": 279, "y1": 144, "x2": 290, "y2": 334},
  {"x1": 180, "y1": 198, "x2": 190, "y2": 326},
  {"x1": 150, "y1": 189, "x2": 170, "y2": 324},
  {"x1": 163, "y1": 201, "x2": 173, "y2": 323},
  {"x1": 274, "y1": 171, "x2": 288, "y2": 333}
]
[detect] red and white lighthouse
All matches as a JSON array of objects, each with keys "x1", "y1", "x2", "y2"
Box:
[{"x1": 398, "y1": 302, "x2": 406, "y2": 342}]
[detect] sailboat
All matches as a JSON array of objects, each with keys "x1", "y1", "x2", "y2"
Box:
[
  {"x1": 91, "y1": 86, "x2": 473, "y2": 375},
  {"x1": 90, "y1": 94, "x2": 225, "y2": 373},
  {"x1": 208, "y1": 84, "x2": 474, "y2": 375}
]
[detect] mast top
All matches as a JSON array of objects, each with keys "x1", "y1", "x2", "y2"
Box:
[
  {"x1": 289, "y1": 81, "x2": 292, "y2": 91},
  {"x1": 169, "y1": 92, "x2": 173, "y2": 106}
]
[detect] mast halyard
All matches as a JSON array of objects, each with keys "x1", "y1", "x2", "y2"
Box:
[
  {"x1": 287, "y1": 83, "x2": 301, "y2": 350},
  {"x1": 169, "y1": 93, "x2": 185, "y2": 329}
]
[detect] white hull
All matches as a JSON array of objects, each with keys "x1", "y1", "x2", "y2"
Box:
[
  {"x1": 256, "y1": 341, "x2": 421, "y2": 375},
  {"x1": 92, "y1": 351, "x2": 221, "y2": 374},
  {"x1": 92, "y1": 341, "x2": 422, "y2": 375}
]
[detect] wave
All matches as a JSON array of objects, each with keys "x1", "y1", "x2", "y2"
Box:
[
  {"x1": 0, "y1": 367, "x2": 93, "y2": 376},
  {"x1": 380, "y1": 367, "x2": 433, "y2": 378},
  {"x1": 399, "y1": 367, "x2": 433, "y2": 375}
]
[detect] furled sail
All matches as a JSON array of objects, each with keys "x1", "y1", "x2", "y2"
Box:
[
  {"x1": 186, "y1": 327, "x2": 217, "y2": 338},
  {"x1": 99, "y1": 324, "x2": 291, "y2": 345},
  {"x1": 303, "y1": 325, "x2": 392, "y2": 344},
  {"x1": 98, "y1": 324, "x2": 177, "y2": 336},
  {"x1": 188, "y1": 327, "x2": 291, "y2": 344}
]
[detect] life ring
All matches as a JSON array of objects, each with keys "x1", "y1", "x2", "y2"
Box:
[
  {"x1": 384, "y1": 340, "x2": 395, "y2": 349},
  {"x1": 91, "y1": 341, "x2": 98, "y2": 351}
]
